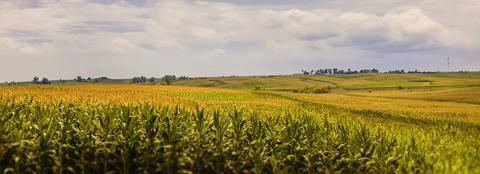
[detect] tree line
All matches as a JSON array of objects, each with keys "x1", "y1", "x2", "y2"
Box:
[
  {"x1": 32, "y1": 76, "x2": 51, "y2": 84},
  {"x1": 302, "y1": 68, "x2": 379, "y2": 75},
  {"x1": 131, "y1": 75, "x2": 190, "y2": 85},
  {"x1": 301, "y1": 68, "x2": 471, "y2": 74},
  {"x1": 21, "y1": 75, "x2": 191, "y2": 85},
  {"x1": 386, "y1": 70, "x2": 441, "y2": 74}
]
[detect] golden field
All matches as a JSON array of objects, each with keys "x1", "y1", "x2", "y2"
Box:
[{"x1": 1, "y1": 74, "x2": 480, "y2": 173}]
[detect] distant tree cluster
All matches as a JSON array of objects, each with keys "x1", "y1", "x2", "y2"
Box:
[
  {"x1": 5, "y1": 81, "x2": 18, "y2": 85},
  {"x1": 132, "y1": 76, "x2": 158, "y2": 83},
  {"x1": 162, "y1": 75, "x2": 176, "y2": 85},
  {"x1": 75, "y1": 76, "x2": 85, "y2": 82},
  {"x1": 132, "y1": 76, "x2": 148, "y2": 83},
  {"x1": 32, "y1": 76, "x2": 51, "y2": 84},
  {"x1": 302, "y1": 68, "x2": 379, "y2": 75},
  {"x1": 177, "y1": 76, "x2": 190, "y2": 80},
  {"x1": 149, "y1": 77, "x2": 155, "y2": 83},
  {"x1": 457, "y1": 71, "x2": 469, "y2": 73},
  {"x1": 131, "y1": 75, "x2": 186, "y2": 85},
  {"x1": 386, "y1": 70, "x2": 442, "y2": 74},
  {"x1": 74, "y1": 76, "x2": 112, "y2": 83},
  {"x1": 386, "y1": 70, "x2": 406, "y2": 74},
  {"x1": 301, "y1": 68, "x2": 469, "y2": 74},
  {"x1": 75, "y1": 76, "x2": 94, "y2": 82}
]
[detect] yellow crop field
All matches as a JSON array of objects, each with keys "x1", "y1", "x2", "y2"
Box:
[
  {"x1": 277, "y1": 92, "x2": 480, "y2": 125},
  {"x1": 346, "y1": 86, "x2": 480, "y2": 104},
  {"x1": 1, "y1": 74, "x2": 480, "y2": 173},
  {"x1": 2, "y1": 1, "x2": 479, "y2": 173},
  {"x1": 0, "y1": 84, "x2": 296, "y2": 111}
]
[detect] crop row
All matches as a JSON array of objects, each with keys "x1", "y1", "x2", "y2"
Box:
[{"x1": 1, "y1": 97, "x2": 479, "y2": 173}]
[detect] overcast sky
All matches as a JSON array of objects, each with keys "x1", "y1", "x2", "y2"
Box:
[{"x1": 1, "y1": 0, "x2": 479, "y2": 81}]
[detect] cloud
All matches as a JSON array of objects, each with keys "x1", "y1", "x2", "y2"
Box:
[
  {"x1": 0, "y1": 1, "x2": 471, "y2": 52},
  {"x1": 90, "y1": 0, "x2": 156, "y2": 7},
  {"x1": 110, "y1": 37, "x2": 145, "y2": 52},
  {"x1": 0, "y1": 0, "x2": 478, "y2": 81},
  {"x1": 144, "y1": 2, "x2": 471, "y2": 53},
  {"x1": 65, "y1": 20, "x2": 145, "y2": 34},
  {"x1": 0, "y1": 36, "x2": 40, "y2": 54}
]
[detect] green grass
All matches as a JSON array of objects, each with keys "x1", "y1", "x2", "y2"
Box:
[
  {"x1": 175, "y1": 75, "x2": 333, "y2": 91},
  {"x1": 313, "y1": 73, "x2": 480, "y2": 90},
  {"x1": 175, "y1": 73, "x2": 480, "y2": 91}
]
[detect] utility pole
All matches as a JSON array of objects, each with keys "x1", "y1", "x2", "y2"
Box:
[{"x1": 447, "y1": 57, "x2": 450, "y2": 73}]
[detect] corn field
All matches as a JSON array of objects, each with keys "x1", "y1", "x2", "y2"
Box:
[{"x1": 1, "y1": 85, "x2": 479, "y2": 173}]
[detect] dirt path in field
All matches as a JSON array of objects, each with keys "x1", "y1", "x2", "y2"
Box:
[
  {"x1": 198, "y1": 80, "x2": 227, "y2": 87},
  {"x1": 299, "y1": 77, "x2": 338, "y2": 86}
]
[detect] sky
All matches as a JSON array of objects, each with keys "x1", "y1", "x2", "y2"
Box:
[{"x1": 1, "y1": 0, "x2": 479, "y2": 82}]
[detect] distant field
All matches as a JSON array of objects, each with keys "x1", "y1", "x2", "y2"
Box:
[
  {"x1": 1, "y1": 73, "x2": 480, "y2": 173},
  {"x1": 174, "y1": 75, "x2": 333, "y2": 91},
  {"x1": 174, "y1": 73, "x2": 480, "y2": 91},
  {"x1": 0, "y1": 84, "x2": 295, "y2": 111},
  {"x1": 346, "y1": 86, "x2": 480, "y2": 104},
  {"x1": 271, "y1": 91, "x2": 480, "y2": 125}
]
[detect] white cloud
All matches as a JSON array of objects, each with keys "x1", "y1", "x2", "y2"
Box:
[
  {"x1": 0, "y1": 36, "x2": 40, "y2": 54},
  {"x1": 0, "y1": 0, "x2": 479, "y2": 81},
  {"x1": 111, "y1": 37, "x2": 142, "y2": 52}
]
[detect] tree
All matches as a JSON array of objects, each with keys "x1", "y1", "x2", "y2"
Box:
[
  {"x1": 41, "y1": 78, "x2": 50, "y2": 84},
  {"x1": 76, "y1": 76, "x2": 83, "y2": 82},
  {"x1": 178, "y1": 76, "x2": 189, "y2": 80},
  {"x1": 132, "y1": 77, "x2": 140, "y2": 83},
  {"x1": 149, "y1": 77, "x2": 155, "y2": 83},
  {"x1": 132, "y1": 76, "x2": 148, "y2": 83},
  {"x1": 33, "y1": 76, "x2": 39, "y2": 84},
  {"x1": 162, "y1": 75, "x2": 176, "y2": 85}
]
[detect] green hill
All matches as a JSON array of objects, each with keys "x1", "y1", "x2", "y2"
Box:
[{"x1": 174, "y1": 72, "x2": 480, "y2": 91}]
